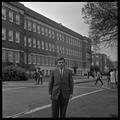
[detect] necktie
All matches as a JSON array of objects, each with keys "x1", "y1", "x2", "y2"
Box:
[{"x1": 60, "y1": 68, "x2": 63, "y2": 75}]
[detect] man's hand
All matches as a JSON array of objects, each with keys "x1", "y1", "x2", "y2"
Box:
[{"x1": 70, "y1": 94, "x2": 73, "y2": 99}]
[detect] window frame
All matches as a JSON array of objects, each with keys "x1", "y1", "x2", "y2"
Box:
[
  {"x1": 9, "y1": 10, "x2": 13, "y2": 22},
  {"x1": 2, "y1": 7, "x2": 6, "y2": 20},
  {"x1": 15, "y1": 32, "x2": 20, "y2": 43},
  {"x1": 8, "y1": 30, "x2": 13, "y2": 42},
  {"x1": 2, "y1": 28, "x2": 6, "y2": 40}
]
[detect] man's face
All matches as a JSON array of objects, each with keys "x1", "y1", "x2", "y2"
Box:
[{"x1": 57, "y1": 59, "x2": 65, "y2": 68}]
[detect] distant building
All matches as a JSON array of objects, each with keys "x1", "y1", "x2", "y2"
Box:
[
  {"x1": 2, "y1": 2, "x2": 91, "y2": 76},
  {"x1": 92, "y1": 53, "x2": 108, "y2": 73}
]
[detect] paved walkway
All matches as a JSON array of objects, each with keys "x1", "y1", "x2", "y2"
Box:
[{"x1": 2, "y1": 76, "x2": 107, "y2": 88}]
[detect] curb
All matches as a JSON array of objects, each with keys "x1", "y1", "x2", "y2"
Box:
[{"x1": 2, "y1": 78, "x2": 107, "y2": 87}]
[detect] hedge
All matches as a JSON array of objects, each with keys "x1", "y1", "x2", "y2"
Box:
[{"x1": 2, "y1": 65, "x2": 28, "y2": 81}]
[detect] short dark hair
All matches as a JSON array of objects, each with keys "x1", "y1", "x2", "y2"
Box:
[{"x1": 57, "y1": 57, "x2": 65, "y2": 62}]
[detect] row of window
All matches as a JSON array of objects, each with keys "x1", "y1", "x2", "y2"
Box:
[
  {"x1": 2, "y1": 47, "x2": 83, "y2": 68},
  {"x1": 2, "y1": 7, "x2": 20, "y2": 25},
  {"x1": 2, "y1": 6, "x2": 82, "y2": 48},
  {"x1": 2, "y1": 27, "x2": 82, "y2": 57},
  {"x1": 24, "y1": 36, "x2": 55, "y2": 52},
  {"x1": 91, "y1": 61, "x2": 99, "y2": 66},
  {"x1": 25, "y1": 18, "x2": 82, "y2": 48},
  {"x1": 2, "y1": 28, "x2": 20, "y2": 43},
  {"x1": 24, "y1": 36, "x2": 82, "y2": 57},
  {"x1": 2, "y1": 49, "x2": 20, "y2": 63},
  {"x1": 27, "y1": 53, "x2": 82, "y2": 68},
  {"x1": 27, "y1": 54, "x2": 56, "y2": 67}
]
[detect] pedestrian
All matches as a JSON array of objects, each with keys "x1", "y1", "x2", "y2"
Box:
[
  {"x1": 94, "y1": 71, "x2": 104, "y2": 87},
  {"x1": 107, "y1": 69, "x2": 111, "y2": 85},
  {"x1": 93, "y1": 70, "x2": 96, "y2": 79},
  {"x1": 49, "y1": 57, "x2": 74, "y2": 118},
  {"x1": 110, "y1": 69, "x2": 116, "y2": 88},
  {"x1": 33, "y1": 69, "x2": 39, "y2": 85},
  {"x1": 87, "y1": 71, "x2": 89, "y2": 79},
  {"x1": 38, "y1": 68, "x2": 43, "y2": 85},
  {"x1": 115, "y1": 69, "x2": 118, "y2": 87}
]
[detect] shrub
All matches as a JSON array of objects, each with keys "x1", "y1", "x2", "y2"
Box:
[{"x1": 2, "y1": 65, "x2": 28, "y2": 81}]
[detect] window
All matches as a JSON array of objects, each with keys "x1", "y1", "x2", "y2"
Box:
[
  {"x1": 51, "y1": 57, "x2": 53, "y2": 66},
  {"x1": 96, "y1": 55, "x2": 99, "y2": 58},
  {"x1": 8, "y1": 30, "x2": 13, "y2": 41},
  {"x1": 41, "y1": 56, "x2": 44, "y2": 66},
  {"x1": 24, "y1": 53, "x2": 27, "y2": 64},
  {"x1": 15, "y1": 32, "x2": 20, "y2": 43},
  {"x1": 2, "y1": 28, "x2": 6, "y2": 40},
  {"x1": 57, "y1": 45, "x2": 59, "y2": 53},
  {"x1": 8, "y1": 50, "x2": 13, "y2": 62},
  {"x1": 74, "y1": 40, "x2": 76, "y2": 46},
  {"x1": 28, "y1": 20, "x2": 32, "y2": 31},
  {"x1": 45, "y1": 56, "x2": 48, "y2": 66},
  {"x1": 52, "y1": 31, "x2": 55, "y2": 39},
  {"x1": 49, "y1": 29, "x2": 51, "y2": 38},
  {"x1": 24, "y1": 36, "x2": 27, "y2": 46},
  {"x1": 37, "y1": 40, "x2": 40, "y2": 49},
  {"x1": 45, "y1": 42, "x2": 48, "y2": 50},
  {"x1": 33, "y1": 38, "x2": 36, "y2": 48},
  {"x1": 59, "y1": 46, "x2": 62, "y2": 54},
  {"x1": 37, "y1": 25, "x2": 40, "y2": 34},
  {"x1": 62, "y1": 47, "x2": 65, "y2": 54},
  {"x1": 15, "y1": 51, "x2": 20, "y2": 63},
  {"x1": 28, "y1": 54, "x2": 31, "y2": 64},
  {"x1": 2, "y1": 49, "x2": 6, "y2": 62},
  {"x1": 24, "y1": 19, "x2": 27, "y2": 29},
  {"x1": 28, "y1": 37, "x2": 32, "y2": 47},
  {"x1": 16, "y1": 14, "x2": 20, "y2": 25},
  {"x1": 49, "y1": 43, "x2": 51, "y2": 51},
  {"x1": 37, "y1": 55, "x2": 40, "y2": 65},
  {"x1": 33, "y1": 23, "x2": 36, "y2": 32},
  {"x1": 45, "y1": 28, "x2": 48, "y2": 36},
  {"x1": 41, "y1": 26, "x2": 44, "y2": 35},
  {"x1": 49, "y1": 57, "x2": 51, "y2": 66},
  {"x1": 42, "y1": 41, "x2": 44, "y2": 49},
  {"x1": 57, "y1": 33, "x2": 59, "y2": 40},
  {"x1": 96, "y1": 61, "x2": 99, "y2": 65},
  {"x1": 40, "y1": 55, "x2": 42, "y2": 65},
  {"x1": 52, "y1": 44, "x2": 55, "y2": 52},
  {"x1": 32, "y1": 54, "x2": 36, "y2": 65},
  {"x1": 9, "y1": 10, "x2": 13, "y2": 22},
  {"x1": 60, "y1": 34, "x2": 62, "y2": 41},
  {"x1": 62, "y1": 35, "x2": 64, "y2": 41},
  {"x1": 2, "y1": 7, "x2": 6, "y2": 20},
  {"x1": 66, "y1": 48, "x2": 68, "y2": 55}
]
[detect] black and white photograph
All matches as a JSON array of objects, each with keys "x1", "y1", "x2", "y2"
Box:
[{"x1": 2, "y1": 2, "x2": 118, "y2": 118}]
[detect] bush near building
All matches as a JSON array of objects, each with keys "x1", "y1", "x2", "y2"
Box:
[{"x1": 2, "y1": 65, "x2": 28, "y2": 81}]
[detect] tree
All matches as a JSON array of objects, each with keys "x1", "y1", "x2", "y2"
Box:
[{"x1": 82, "y1": 2, "x2": 118, "y2": 49}]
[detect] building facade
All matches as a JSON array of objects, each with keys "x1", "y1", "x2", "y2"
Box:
[
  {"x1": 92, "y1": 53, "x2": 108, "y2": 73},
  {"x1": 2, "y1": 2, "x2": 91, "y2": 76}
]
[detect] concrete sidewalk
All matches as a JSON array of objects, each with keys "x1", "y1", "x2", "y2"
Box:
[{"x1": 2, "y1": 76, "x2": 107, "y2": 88}]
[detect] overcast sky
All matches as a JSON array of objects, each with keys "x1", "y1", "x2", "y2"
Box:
[{"x1": 20, "y1": 2, "x2": 117, "y2": 61}]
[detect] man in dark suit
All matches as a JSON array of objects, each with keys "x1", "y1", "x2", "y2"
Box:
[{"x1": 49, "y1": 57, "x2": 74, "y2": 118}]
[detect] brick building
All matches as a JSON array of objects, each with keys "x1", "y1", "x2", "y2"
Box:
[
  {"x1": 92, "y1": 53, "x2": 108, "y2": 73},
  {"x1": 2, "y1": 2, "x2": 91, "y2": 76}
]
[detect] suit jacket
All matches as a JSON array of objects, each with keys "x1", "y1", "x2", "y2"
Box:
[{"x1": 49, "y1": 68, "x2": 74, "y2": 100}]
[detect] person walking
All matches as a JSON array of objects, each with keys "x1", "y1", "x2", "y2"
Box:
[
  {"x1": 110, "y1": 69, "x2": 116, "y2": 88},
  {"x1": 49, "y1": 57, "x2": 74, "y2": 118},
  {"x1": 38, "y1": 68, "x2": 43, "y2": 85},
  {"x1": 107, "y1": 69, "x2": 111, "y2": 85},
  {"x1": 33, "y1": 69, "x2": 39, "y2": 85},
  {"x1": 115, "y1": 69, "x2": 118, "y2": 88},
  {"x1": 94, "y1": 71, "x2": 104, "y2": 87}
]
